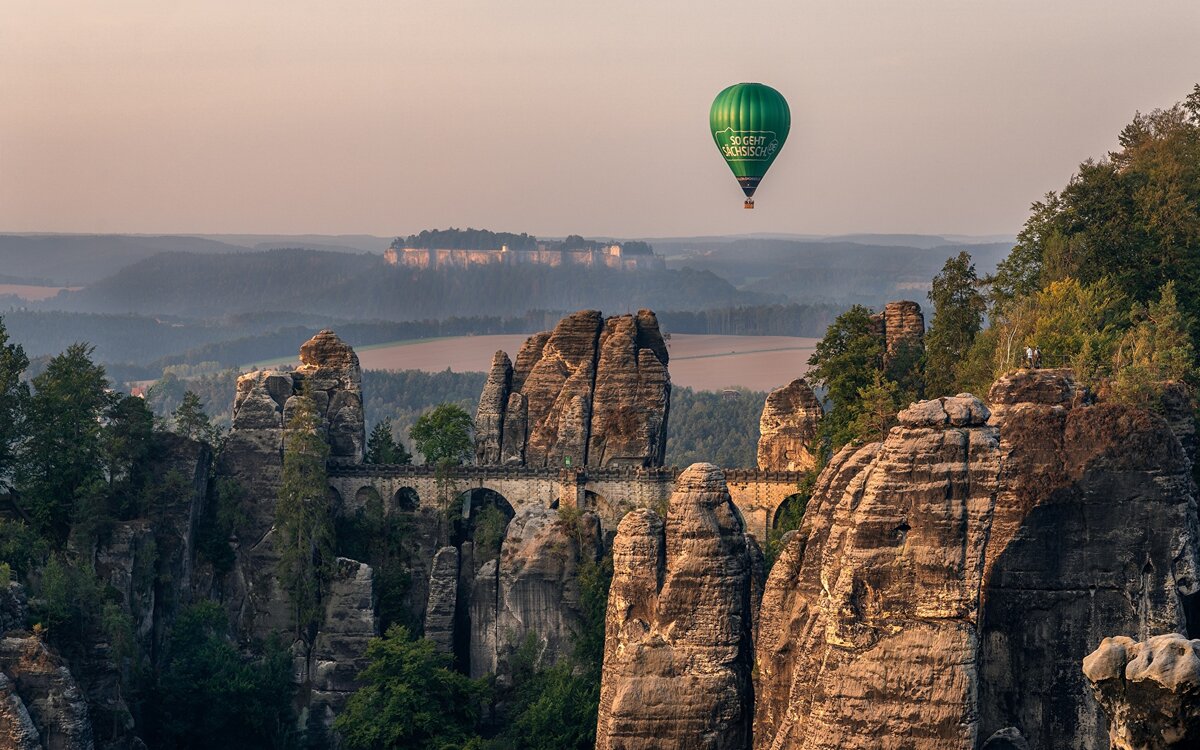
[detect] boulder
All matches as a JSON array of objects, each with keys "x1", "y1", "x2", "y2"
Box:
[
  {"x1": 1084, "y1": 634, "x2": 1200, "y2": 749},
  {"x1": 596, "y1": 464, "x2": 757, "y2": 750},
  {"x1": 757, "y1": 378, "x2": 822, "y2": 472},
  {"x1": 0, "y1": 636, "x2": 94, "y2": 750}
]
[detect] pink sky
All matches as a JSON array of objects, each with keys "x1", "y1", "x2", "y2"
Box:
[{"x1": 2, "y1": 1, "x2": 1198, "y2": 238}]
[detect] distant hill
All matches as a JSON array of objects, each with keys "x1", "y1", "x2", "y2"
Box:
[{"x1": 45, "y1": 248, "x2": 771, "y2": 319}]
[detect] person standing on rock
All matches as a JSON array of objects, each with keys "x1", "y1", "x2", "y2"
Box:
[
  {"x1": 1033, "y1": 346, "x2": 1042, "y2": 369},
  {"x1": 1025, "y1": 345, "x2": 1034, "y2": 368}
]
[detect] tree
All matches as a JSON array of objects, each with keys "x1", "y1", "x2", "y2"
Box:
[
  {"x1": 925, "y1": 252, "x2": 987, "y2": 397},
  {"x1": 15, "y1": 344, "x2": 114, "y2": 543},
  {"x1": 147, "y1": 601, "x2": 296, "y2": 750},
  {"x1": 0, "y1": 317, "x2": 29, "y2": 491},
  {"x1": 365, "y1": 419, "x2": 411, "y2": 465},
  {"x1": 335, "y1": 625, "x2": 485, "y2": 750},
  {"x1": 1112, "y1": 281, "x2": 1198, "y2": 407},
  {"x1": 849, "y1": 372, "x2": 903, "y2": 445},
  {"x1": 409, "y1": 404, "x2": 474, "y2": 466},
  {"x1": 173, "y1": 391, "x2": 218, "y2": 445},
  {"x1": 806, "y1": 305, "x2": 883, "y2": 452},
  {"x1": 276, "y1": 390, "x2": 334, "y2": 638}
]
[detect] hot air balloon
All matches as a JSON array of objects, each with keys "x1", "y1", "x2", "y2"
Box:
[{"x1": 710, "y1": 83, "x2": 790, "y2": 209}]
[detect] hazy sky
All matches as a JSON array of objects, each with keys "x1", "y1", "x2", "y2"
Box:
[{"x1": 2, "y1": 1, "x2": 1198, "y2": 238}]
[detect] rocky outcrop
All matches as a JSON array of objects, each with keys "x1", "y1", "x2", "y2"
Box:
[
  {"x1": 754, "y1": 395, "x2": 1000, "y2": 750},
  {"x1": 752, "y1": 370, "x2": 1200, "y2": 750},
  {"x1": 468, "y1": 506, "x2": 601, "y2": 678},
  {"x1": 0, "y1": 636, "x2": 94, "y2": 750},
  {"x1": 596, "y1": 464, "x2": 757, "y2": 750},
  {"x1": 978, "y1": 373, "x2": 1200, "y2": 749},
  {"x1": 475, "y1": 352, "x2": 513, "y2": 465},
  {"x1": 424, "y1": 547, "x2": 459, "y2": 654},
  {"x1": 299, "y1": 558, "x2": 378, "y2": 741},
  {"x1": 217, "y1": 329, "x2": 366, "y2": 639},
  {"x1": 478, "y1": 310, "x2": 670, "y2": 468},
  {"x1": 757, "y1": 378, "x2": 822, "y2": 471},
  {"x1": 1084, "y1": 634, "x2": 1200, "y2": 749},
  {"x1": 871, "y1": 300, "x2": 925, "y2": 366}
]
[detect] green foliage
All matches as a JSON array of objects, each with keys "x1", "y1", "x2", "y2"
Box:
[
  {"x1": 171, "y1": 390, "x2": 220, "y2": 445},
  {"x1": 276, "y1": 390, "x2": 334, "y2": 638},
  {"x1": 992, "y1": 86, "x2": 1200, "y2": 353},
  {"x1": 366, "y1": 419, "x2": 411, "y2": 465},
  {"x1": 764, "y1": 472, "x2": 816, "y2": 569},
  {"x1": 472, "y1": 504, "x2": 509, "y2": 561},
  {"x1": 146, "y1": 601, "x2": 297, "y2": 750},
  {"x1": 573, "y1": 552, "x2": 613, "y2": 669},
  {"x1": 807, "y1": 305, "x2": 885, "y2": 451},
  {"x1": 665, "y1": 386, "x2": 766, "y2": 468},
  {"x1": 0, "y1": 316, "x2": 29, "y2": 490},
  {"x1": 195, "y1": 478, "x2": 243, "y2": 576},
  {"x1": 335, "y1": 490, "x2": 412, "y2": 631},
  {"x1": 410, "y1": 403, "x2": 474, "y2": 466},
  {"x1": 0, "y1": 519, "x2": 50, "y2": 577},
  {"x1": 1112, "y1": 281, "x2": 1199, "y2": 408},
  {"x1": 850, "y1": 372, "x2": 903, "y2": 446},
  {"x1": 925, "y1": 252, "x2": 987, "y2": 397},
  {"x1": 32, "y1": 553, "x2": 111, "y2": 643},
  {"x1": 335, "y1": 625, "x2": 486, "y2": 750},
  {"x1": 15, "y1": 343, "x2": 114, "y2": 544}
]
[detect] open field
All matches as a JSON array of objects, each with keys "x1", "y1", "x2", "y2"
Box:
[
  {"x1": 250, "y1": 333, "x2": 817, "y2": 392},
  {"x1": 0, "y1": 284, "x2": 77, "y2": 301}
]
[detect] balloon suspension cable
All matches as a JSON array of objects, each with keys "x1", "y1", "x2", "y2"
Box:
[{"x1": 744, "y1": 198, "x2": 755, "y2": 209}]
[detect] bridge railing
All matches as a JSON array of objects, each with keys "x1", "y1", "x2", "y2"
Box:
[{"x1": 329, "y1": 463, "x2": 808, "y2": 485}]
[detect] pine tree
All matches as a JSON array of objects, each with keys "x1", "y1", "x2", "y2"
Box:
[
  {"x1": 365, "y1": 419, "x2": 410, "y2": 464},
  {"x1": 849, "y1": 371, "x2": 903, "y2": 445},
  {"x1": 276, "y1": 389, "x2": 333, "y2": 639},
  {"x1": 806, "y1": 305, "x2": 883, "y2": 452},
  {"x1": 173, "y1": 391, "x2": 217, "y2": 445},
  {"x1": 925, "y1": 252, "x2": 987, "y2": 397}
]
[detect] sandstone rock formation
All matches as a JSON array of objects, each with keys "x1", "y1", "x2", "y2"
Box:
[
  {"x1": 477, "y1": 310, "x2": 670, "y2": 468},
  {"x1": 596, "y1": 463, "x2": 757, "y2": 750},
  {"x1": 871, "y1": 300, "x2": 925, "y2": 366},
  {"x1": 757, "y1": 378, "x2": 822, "y2": 471},
  {"x1": 218, "y1": 329, "x2": 366, "y2": 638},
  {"x1": 754, "y1": 394, "x2": 1000, "y2": 750},
  {"x1": 469, "y1": 505, "x2": 601, "y2": 678},
  {"x1": 0, "y1": 635, "x2": 94, "y2": 750},
  {"x1": 753, "y1": 370, "x2": 1200, "y2": 750},
  {"x1": 424, "y1": 546, "x2": 460, "y2": 654},
  {"x1": 299, "y1": 558, "x2": 378, "y2": 741},
  {"x1": 475, "y1": 352, "x2": 513, "y2": 465},
  {"x1": 1084, "y1": 633, "x2": 1200, "y2": 750}
]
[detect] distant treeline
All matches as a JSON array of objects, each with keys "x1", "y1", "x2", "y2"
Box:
[
  {"x1": 48, "y1": 249, "x2": 767, "y2": 319},
  {"x1": 393, "y1": 228, "x2": 538, "y2": 251},
  {"x1": 658, "y1": 303, "x2": 844, "y2": 338}
]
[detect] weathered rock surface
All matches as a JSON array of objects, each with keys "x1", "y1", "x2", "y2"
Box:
[
  {"x1": 1084, "y1": 633, "x2": 1200, "y2": 750},
  {"x1": 752, "y1": 370, "x2": 1200, "y2": 750},
  {"x1": 0, "y1": 636, "x2": 94, "y2": 750},
  {"x1": 299, "y1": 558, "x2": 378, "y2": 741},
  {"x1": 978, "y1": 374, "x2": 1200, "y2": 749},
  {"x1": 757, "y1": 378, "x2": 822, "y2": 471},
  {"x1": 871, "y1": 300, "x2": 925, "y2": 366},
  {"x1": 754, "y1": 395, "x2": 1000, "y2": 750},
  {"x1": 596, "y1": 463, "x2": 757, "y2": 750},
  {"x1": 477, "y1": 310, "x2": 670, "y2": 468},
  {"x1": 217, "y1": 329, "x2": 366, "y2": 640},
  {"x1": 424, "y1": 546, "x2": 460, "y2": 654},
  {"x1": 469, "y1": 506, "x2": 601, "y2": 678},
  {"x1": 475, "y1": 351, "x2": 513, "y2": 465}
]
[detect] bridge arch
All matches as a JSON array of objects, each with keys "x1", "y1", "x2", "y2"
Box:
[
  {"x1": 393, "y1": 486, "x2": 419, "y2": 512},
  {"x1": 772, "y1": 492, "x2": 808, "y2": 533}
]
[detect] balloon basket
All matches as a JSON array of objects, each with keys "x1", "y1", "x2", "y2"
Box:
[{"x1": 743, "y1": 199, "x2": 755, "y2": 209}]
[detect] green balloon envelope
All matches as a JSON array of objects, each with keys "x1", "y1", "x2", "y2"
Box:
[{"x1": 710, "y1": 83, "x2": 791, "y2": 198}]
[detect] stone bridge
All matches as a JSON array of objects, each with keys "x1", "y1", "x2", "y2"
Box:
[{"x1": 327, "y1": 464, "x2": 808, "y2": 540}]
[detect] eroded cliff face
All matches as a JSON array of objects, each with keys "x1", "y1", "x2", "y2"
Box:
[
  {"x1": 476, "y1": 310, "x2": 670, "y2": 469},
  {"x1": 871, "y1": 300, "x2": 925, "y2": 366},
  {"x1": 596, "y1": 463, "x2": 758, "y2": 750},
  {"x1": 757, "y1": 378, "x2": 822, "y2": 472},
  {"x1": 218, "y1": 329, "x2": 366, "y2": 638},
  {"x1": 750, "y1": 371, "x2": 1200, "y2": 750},
  {"x1": 754, "y1": 395, "x2": 1000, "y2": 750}
]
